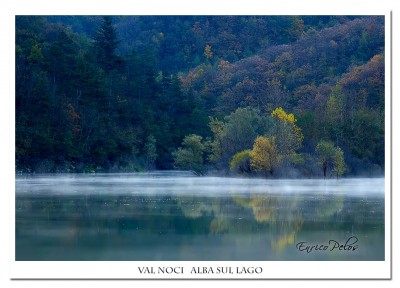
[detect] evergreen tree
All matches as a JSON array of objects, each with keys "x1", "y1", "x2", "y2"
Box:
[{"x1": 93, "y1": 16, "x2": 122, "y2": 72}]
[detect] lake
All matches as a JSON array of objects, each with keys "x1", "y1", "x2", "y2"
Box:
[{"x1": 15, "y1": 172, "x2": 385, "y2": 261}]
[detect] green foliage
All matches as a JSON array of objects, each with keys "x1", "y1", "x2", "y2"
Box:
[
  {"x1": 325, "y1": 84, "x2": 345, "y2": 143},
  {"x1": 289, "y1": 16, "x2": 305, "y2": 40},
  {"x1": 344, "y1": 108, "x2": 384, "y2": 168},
  {"x1": 315, "y1": 140, "x2": 336, "y2": 177},
  {"x1": 315, "y1": 140, "x2": 346, "y2": 178},
  {"x1": 173, "y1": 134, "x2": 205, "y2": 173},
  {"x1": 270, "y1": 107, "x2": 303, "y2": 174},
  {"x1": 16, "y1": 16, "x2": 210, "y2": 172},
  {"x1": 332, "y1": 147, "x2": 346, "y2": 178},
  {"x1": 219, "y1": 107, "x2": 270, "y2": 164},
  {"x1": 28, "y1": 44, "x2": 44, "y2": 64},
  {"x1": 271, "y1": 107, "x2": 303, "y2": 157},
  {"x1": 207, "y1": 117, "x2": 224, "y2": 164},
  {"x1": 15, "y1": 16, "x2": 384, "y2": 176},
  {"x1": 230, "y1": 150, "x2": 252, "y2": 173},
  {"x1": 144, "y1": 135, "x2": 157, "y2": 170},
  {"x1": 93, "y1": 16, "x2": 122, "y2": 72}
]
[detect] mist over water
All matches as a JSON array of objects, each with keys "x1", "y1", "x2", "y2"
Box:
[
  {"x1": 15, "y1": 172, "x2": 384, "y2": 261},
  {"x1": 16, "y1": 173, "x2": 384, "y2": 197}
]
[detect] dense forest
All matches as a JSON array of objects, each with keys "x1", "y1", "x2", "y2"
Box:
[{"x1": 15, "y1": 16, "x2": 385, "y2": 177}]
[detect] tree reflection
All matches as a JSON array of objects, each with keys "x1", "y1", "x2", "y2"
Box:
[
  {"x1": 271, "y1": 212, "x2": 303, "y2": 251},
  {"x1": 232, "y1": 193, "x2": 302, "y2": 250},
  {"x1": 178, "y1": 196, "x2": 215, "y2": 218},
  {"x1": 233, "y1": 194, "x2": 277, "y2": 222},
  {"x1": 313, "y1": 194, "x2": 344, "y2": 219},
  {"x1": 16, "y1": 186, "x2": 381, "y2": 260},
  {"x1": 209, "y1": 216, "x2": 231, "y2": 234},
  {"x1": 231, "y1": 191, "x2": 344, "y2": 251}
]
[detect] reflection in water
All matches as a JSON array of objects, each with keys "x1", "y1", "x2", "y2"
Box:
[
  {"x1": 233, "y1": 195, "x2": 278, "y2": 222},
  {"x1": 15, "y1": 173, "x2": 384, "y2": 260},
  {"x1": 233, "y1": 193, "x2": 305, "y2": 251}
]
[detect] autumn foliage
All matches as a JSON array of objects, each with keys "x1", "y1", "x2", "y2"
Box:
[
  {"x1": 250, "y1": 136, "x2": 279, "y2": 175},
  {"x1": 16, "y1": 16, "x2": 383, "y2": 176}
]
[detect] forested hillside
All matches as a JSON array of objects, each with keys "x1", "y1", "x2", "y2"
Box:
[{"x1": 15, "y1": 16, "x2": 385, "y2": 177}]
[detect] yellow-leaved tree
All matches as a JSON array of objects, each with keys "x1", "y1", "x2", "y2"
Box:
[
  {"x1": 204, "y1": 44, "x2": 213, "y2": 60},
  {"x1": 270, "y1": 107, "x2": 304, "y2": 171},
  {"x1": 271, "y1": 107, "x2": 303, "y2": 154},
  {"x1": 249, "y1": 136, "x2": 279, "y2": 175}
]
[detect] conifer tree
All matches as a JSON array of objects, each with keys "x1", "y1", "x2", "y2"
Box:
[{"x1": 93, "y1": 16, "x2": 121, "y2": 72}]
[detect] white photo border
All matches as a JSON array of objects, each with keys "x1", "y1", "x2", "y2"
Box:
[{"x1": 3, "y1": 0, "x2": 394, "y2": 280}]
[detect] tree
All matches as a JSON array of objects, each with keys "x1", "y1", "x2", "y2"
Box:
[
  {"x1": 271, "y1": 107, "x2": 303, "y2": 170},
  {"x1": 315, "y1": 140, "x2": 335, "y2": 177},
  {"x1": 144, "y1": 135, "x2": 157, "y2": 170},
  {"x1": 207, "y1": 117, "x2": 224, "y2": 164},
  {"x1": 208, "y1": 107, "x2": 275, "y2": 171},
  {"x1": 315, "y1": 140, "x2": 345, "y2": 178},
  {"x1": 332, "y1": 147, "x2": 346, "y2": 178},
  {"x1": 93, "y1": 16, "x2": 121, "y2": 72},
  {"x1": 220, "y1": 107, "x2": 269, "y2": 163},
  {"x1": 230, "y1": 150, "x2": 252, "y2": 174},
  {"x1": 344, "y1": 108, "x2": 384, "y2": 168},
  {"x1": 325, "y1": 84, "x2": 344, "y2": 145},
  {"x1": 289, "y1": 16, "x2": 305, "y2": 40},
  {"x1": 204, "y1": 44, "x2": 213, "y2": 60},
  {"x1": 250, "y1": 136, "x2": 279, "y2": 176},
  {"x1": 173, "y1": 134, "x2": 205, "y2": 173},
  {"x1": 27, "y1": 44, "x2": 44, "y2": 65},
  {"x1": 271, "y1": 107, "x2": 303, "y2": 154}
]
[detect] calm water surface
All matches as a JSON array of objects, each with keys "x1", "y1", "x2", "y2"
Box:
[{"x1": 15, "y1": 172, "x2": 385, "y2": 260}]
